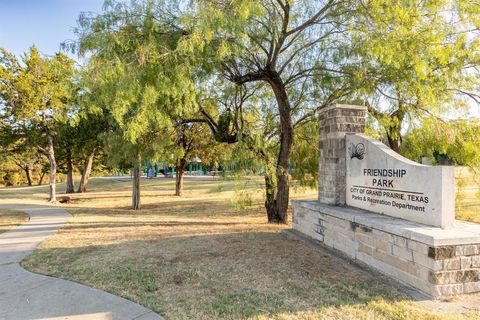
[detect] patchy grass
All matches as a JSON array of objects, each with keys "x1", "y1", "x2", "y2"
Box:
[
  {"x1": 0, "y1": 209, "x2": 29, "y2": 233},
  {"x1": 5, "y1": 176, "x2": 474, "y2": 320},
  {"x1": 455, "y1": 167, "x2": 480, "y2": 223}
]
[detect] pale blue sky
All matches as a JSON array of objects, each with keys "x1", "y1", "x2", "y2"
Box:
[
  {"x1": 0, "y1": 0, "x2": 478, "y2": 117},
  {"x1": 0, "y1": 0, "x2": 104, "y2": 58}
]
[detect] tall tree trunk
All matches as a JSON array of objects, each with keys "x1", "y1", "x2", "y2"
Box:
[
  {"x1": 46, "y1": 135, "x2": 56, "y2": 203},
  {"x1": 132, "y1": 149, "x2": 141, "y2": 210},
  {"x1": 77, "y1": 150, "x2": 95, "y2": 193},
  {"x1": 385, "y1": 108, "x2": 406, "y2": 153},
  {"x1": 25, "y1": 165, "x2": 32, "y2": 186},
  {"x1": 268, "y1": 73, "x2": 293, "y2": 224},
  {"x1": 386, "y1": 130, "x2": 402, "y2": 154},
  {"x1": 38, "y1": 170, "x2": 46, "y2": 186},
  {"x1": 14, "y1": 162, "x2": 33, "y2": 186},
  {"x1": 175, "y1": 168, "x2": 185, "y2": 196},
  {"x1": 175, "y1": 159, "x2": 187, "y2": 196},
  {"x1": 368, "y1": 105, "x2": 405, "y2": 154},
  {"x1": 65, "y1": 148, "x2": 75, "y2": 194},
  {"x1": 264, "y1": 167, "x2": 280, "y2": 223}
]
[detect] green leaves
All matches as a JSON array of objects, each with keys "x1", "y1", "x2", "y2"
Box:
[
  {"x1": 402, "y1": 117, "x2": 480, "y2": 171},
  {"x1": 0, "y1": 46, "x2": 75, "y2": 134},
  {"x1": 354, "y1": 0, "x2": 478, "y2": 112},
  {"x1": 76, "y1": 0, "x2": 198, "y2": 161}
]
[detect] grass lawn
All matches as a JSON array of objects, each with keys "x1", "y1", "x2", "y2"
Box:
[
  {"x1": 456, "y1": 167, "x2": 480, "y2": 223},
  {"x1": 0, "y1": 209, "x2": 29, "y2": 233},
  {"x1": 0, "y1": 176, "x2": 478, "y2": 319}
]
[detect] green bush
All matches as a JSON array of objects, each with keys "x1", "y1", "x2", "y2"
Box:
[{"x1": 3, "y1": 171, "x2": 26, "y2": 186}]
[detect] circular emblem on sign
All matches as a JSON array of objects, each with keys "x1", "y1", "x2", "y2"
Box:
[{"x1": 350, "y1": 142, "x2": 366, "y2": 160}]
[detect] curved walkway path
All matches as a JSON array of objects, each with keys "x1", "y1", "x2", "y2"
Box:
[{"x1": 0, "y1": 205, "x2": 163, "y2": 320}]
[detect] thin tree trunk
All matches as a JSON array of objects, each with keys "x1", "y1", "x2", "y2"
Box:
[
  {"x1": 386, "y1": 131, "x2": 402, "y2": 154},
  {"x1": 386, "y1": 109, "x2": 405, "y2": 153},
  {"x1": 264, "y1": 167, "x2": 280, "y2": 223},
  {"x1": 14, "y1": 162, "x2": 33, "y2": 186},
  {"x1": 386, "y1": 115, "x2": 404, "y2": 153},
  {"x1": 268, "y1": 73, "x2": 293, "y2": 224},
  {"x1": 175, "y1": 159, "x2": 187, "y2": 196},
  {"x1": 25, "y1": 165, "x2": 32, "y2": 186},
  {"x1": 77, "y1": 150, "x2": 95, "y2": 193},
  {"x1": 175, "y1": 168, "x2": 185, "y2": 196},
  {"x1": 46, "y1": 135, "x2": 56, "y2": 203},
  {"x1": 66, "y1": 148, "x2": 75, "y2": 194},
  {"x1": 368, "y1": 105, "x2": 405, "y2": 154},
  {"x1": 38, "y1": 170, "x2": 46, "y2": 185},
  {"x1": 132, "y1": 149, "x2": 141, "y2": 210}
]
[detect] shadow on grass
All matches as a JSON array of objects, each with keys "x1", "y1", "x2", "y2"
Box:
[
  {"x1": 60, "y1": 220, "x2": 256, "y2": 230},
  {"x1": 2, "y1": 199, "x2": 461, "y2": 319},
  {"x1": 4, "y1": 176, "x2": 479, "y2": 319},
  {"x1": 62, "y1": 198, "x2": 264, "y2": 219},
  {"x1": 62, "y1": 193, "x2": 176, "y2": 203},
  {"x1": 23, "y1": 227, "x2": 413, "y2": 320}
]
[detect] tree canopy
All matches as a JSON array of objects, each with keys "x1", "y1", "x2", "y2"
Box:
[
  {"x1": 0, "y1": 46, "x2": 76, "y2": 201},
  {"x1": 0, "y1": 0, "x2": 478, "y2": 224}
]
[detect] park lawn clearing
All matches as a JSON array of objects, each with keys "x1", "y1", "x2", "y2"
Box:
[
  {"x1": 10, "y1": 177, "x2": 479, "y2": 320},
  {"x1": 0, "y1": 209, "x2": 29, "y2": 233},
  {"x1": 455, "y1": 168, "x2": 480, "y2": 223}
]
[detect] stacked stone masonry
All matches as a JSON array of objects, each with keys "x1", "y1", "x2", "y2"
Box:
[
  {"x1": 318, "y1": 104, "x2": 367, "y2": 206},
  {"x1": 292, "y1": 201, "x2": 480, "y2": 297}
]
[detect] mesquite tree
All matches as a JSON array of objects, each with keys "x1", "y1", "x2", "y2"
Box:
[
  {"x1": 184, "y1": 0, "x2": 479, "y2": 222},
  {"x1": 183, "y1": 0, "x2": 355, "y2": 222},
  {"x1": 74, "y1": 0, "x2": 195, "y2": 209},
  {"x1": 402, "y1": 117, "x2": 480, "y2": 172},
  {"x1": 75, "y1": 113, "x2": 109, "y2": 193},
  {"x1": 171, "y1": 121, "x2": 224, "y2": 196},
  {"x1": 351, "y1": 1, "x2": 480, "y2": 152},
  {"x1": 55, "y1": 120, "x2": 79, "y2": 194},
  {"x1": 74, "y1": 68, "x2": 113, "y2": 193},
  {"x1": 0, "y1": 47, "x2": 75, "y2": 202}
]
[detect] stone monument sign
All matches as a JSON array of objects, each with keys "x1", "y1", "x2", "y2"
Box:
[
  {"x1": 291, "y1": 103, "x2": 480, "y2": 298},
  {"x1": 346, "y1": 134, "x2": 455, "y2": 228}
]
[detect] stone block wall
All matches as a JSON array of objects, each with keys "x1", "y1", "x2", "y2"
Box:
[
  {"x1": 292, "y1": 201, "x2": 480, "y2": 297},
  {"x1": 318, "y1": 104, "x2": 367, "y2": 205}
]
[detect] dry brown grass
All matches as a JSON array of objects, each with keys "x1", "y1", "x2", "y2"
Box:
[
  {"x1": 0, "y1": 177, "x2": 476, "y2": 320},
  {"x1": 455, "y1": 168, "x2": 480, "y2": 223},
  {"x1": 0, "y1": 209, "x2": 29, "y2": 233}
]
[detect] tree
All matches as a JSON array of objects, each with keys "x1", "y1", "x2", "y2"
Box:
[
  {"x1": 75, "y1": 112, "x2": 110, "y2": 193},
  {"x1": 351, "y1": 1, "x2": 480, "y2": 152},
  {"x1": 0, "y1": 47, "x2": 75, "y2": 201},
  {"x1": 402, "y1": 117, "x2": 480, "y2": 172},
  {"x1": 171, "y1": 121, "x2": 225, "y2": 196},
  {"x1": 74, "y1": 0, "x2": 195, "y2": 209},
  {"x1": 73, "y1": 68, "x2": 113, "y2": 193},
  {"x1": 0, "y1": 120, "x2": 47, "y2": 186},
  {"x1": 55, "y1": 120, "x2": 78, "y2": 193},
  {"x1": 290, "y1": 120, "x2": 319, "y2": 189},
  {"x1": 189, "y1": 82, "x2": 298, "y2": 220},
  {"x1": 11, "y1": 149, "x2": 47, "y2": 186},
  {"x1": 182, "y1": 0, "x2": 355, "y2": 223}
]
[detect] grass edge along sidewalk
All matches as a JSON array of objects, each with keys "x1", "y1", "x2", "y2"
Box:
[
  {"x1": 0, "y1": 209, "x2": 29, "y2": 234},
  {"x1": 10, "y1": 177, "x2": 479, "y2": 320}
]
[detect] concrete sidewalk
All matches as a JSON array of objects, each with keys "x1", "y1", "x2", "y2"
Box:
[{"x1": 0, "y1": 205, "x2": 163, "y2": 320}]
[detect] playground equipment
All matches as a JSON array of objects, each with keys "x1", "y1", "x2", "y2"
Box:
[{"x1": 117, "y1": 157, "x2": 214, "y2": 177}]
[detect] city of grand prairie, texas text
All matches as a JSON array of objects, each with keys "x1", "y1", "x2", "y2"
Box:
[
  {"x1": 350, "y1": 168, "x2": 430, "y2": 212},
  {"x1": 345, "y1": 133, "x2": 455, "y2": 228},
  {"x1": 293, "y1": 104, "x2": 480, "y2": 298}
]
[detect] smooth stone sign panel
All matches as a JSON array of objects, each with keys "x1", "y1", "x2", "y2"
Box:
[{"x1": 346, "y1": 134, "x2": 455, "y2": 228}]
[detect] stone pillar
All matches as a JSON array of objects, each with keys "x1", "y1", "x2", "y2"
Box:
[{"x1": 318, "y1": 104, "x2": 367, "y2": 205}]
